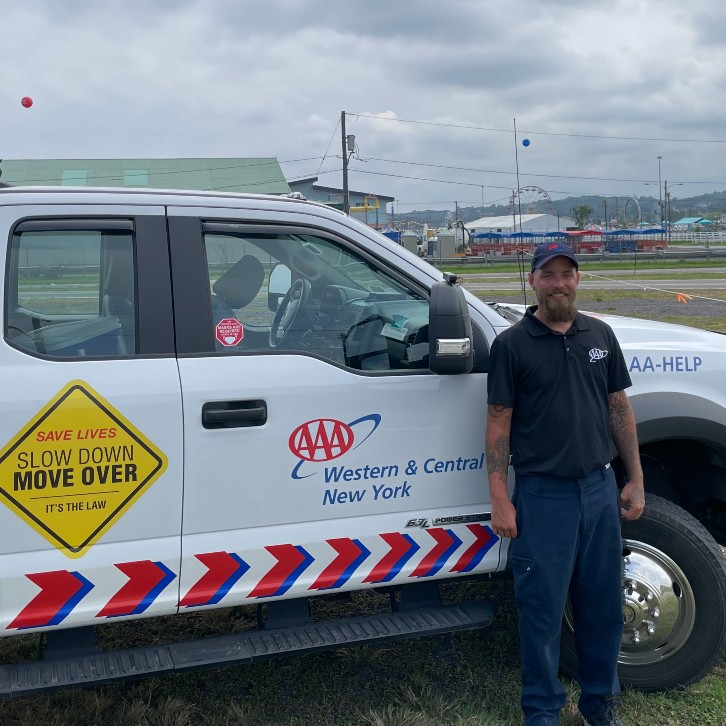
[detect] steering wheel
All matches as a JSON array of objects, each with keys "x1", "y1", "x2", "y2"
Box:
[{"x1": 269, "y1": 278, "x2": 311, "y2": 348}]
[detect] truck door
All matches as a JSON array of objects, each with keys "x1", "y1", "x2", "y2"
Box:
[
  {"x1": 168, "y1": 206, "x2": 499, "y2": 611},
  {"x1": 0, "y1": 206, "x2": 182, "y2": 634}
]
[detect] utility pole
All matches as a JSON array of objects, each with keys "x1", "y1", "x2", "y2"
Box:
[
  {"x1": 341, "y1": 111, "x2": 349, "y2": 215},
  {"x1": 665, "y1": 180, "x2": 670, "y2": 246},
  {"x1": 454, "y1": 201, "x2": 460, "y2": 252},
  {"x1": 657, "y1": 156, "x2": 664, "y2": 229},
  {"x1": 603, "y1": 199, "x2": 608, "y2": 229}
]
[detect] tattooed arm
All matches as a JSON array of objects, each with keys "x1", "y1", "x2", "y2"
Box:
[
  {"x1": 608, "y1": 389, "x2": 645, "y2": 521},
  {"x1": 486, "y1": 404, "x2": 517, "y2": 538}
]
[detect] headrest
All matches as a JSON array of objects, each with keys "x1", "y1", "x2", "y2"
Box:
[
  {"x1": 213, "y1": 255, "x2": 265, "y2": 308},
  {"x1": 104, "y1": 254, "x2": 134, "y2": 298}
]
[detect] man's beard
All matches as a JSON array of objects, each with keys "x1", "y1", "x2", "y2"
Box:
[{"x1": 538, "y1": 292, "x2": 578, "y2": 323}]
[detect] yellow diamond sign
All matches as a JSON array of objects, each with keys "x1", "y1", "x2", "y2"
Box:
[{"x1": 0, "y1": 380, "x2": 168, "y2": 558}]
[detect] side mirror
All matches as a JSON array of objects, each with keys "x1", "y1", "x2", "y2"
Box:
[
  {"x1": 268, "y1": 264, "x2": 292, "y2": 312},
  {"x1": 428, "y1": 273, "x2": 474, "y2": 375}
]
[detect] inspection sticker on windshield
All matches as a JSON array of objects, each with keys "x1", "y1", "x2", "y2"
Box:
[{"x1": 0, "y1": 381, "x2": 167, "y2": 558}]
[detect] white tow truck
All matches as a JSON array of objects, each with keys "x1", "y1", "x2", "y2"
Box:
[{"x1": 0, "y1": 187, "x2": 724, "y2": 697}]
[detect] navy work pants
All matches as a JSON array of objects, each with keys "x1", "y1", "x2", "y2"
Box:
[{"x1": 511, "y1": 465, "x2": 623, "y2": 725}]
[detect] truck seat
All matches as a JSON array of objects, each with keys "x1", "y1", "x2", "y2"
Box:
[
  {"x1": 211, "y1": 256, "x2": 265, "y2": 349},
  {"x1": 102, "y1": 254, "x2": 135, "y2": 354}
]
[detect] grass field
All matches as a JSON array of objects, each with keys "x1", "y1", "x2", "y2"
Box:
[
  {"x1": 474, "y1": 288, "x2": 726, "y2": 335},
  {"x1": 1, "y1": 285, "x2": 725, "y2": 725},
  {"x1": 1, "y1": 578, "x2": 724, "y2": 725}
]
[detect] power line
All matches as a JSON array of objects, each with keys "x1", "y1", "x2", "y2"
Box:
[
  {"x1": 284, "y1": 163, "x2": 718, "y2": 210},
  {"x1": 348, "y1": 167, "x2": 606, "y2": 198},
  {"x1": 355, "y1": 155, "x2": 726, "y2": 191},
  {"x1": 394, "y1": 196, "x2": 513, "y2": 207},
  {"x1": 316, "y1": 118, "x2": 341, "y2": 176},
  {"x1": 348, "y1": 112, "x2": 726, "y2": 144},
  {"x1": 347, "y1": 165, "x2": 719, "y2": 206},
  {"x1": 394, "y1": 195, "x2": 515, "y2": 208},
  {"x1": 346, "y1": 163, "x2": 726, "y2": 202},
  {"x1": 350, "y1": 168, "x2": 514, "y2": 190},
  {"x1": 288, "y1": 167, "x2": 343, "y2": 181},
  {"x1": 355, "y1": 156, "x2": 670, "y2": 185}
]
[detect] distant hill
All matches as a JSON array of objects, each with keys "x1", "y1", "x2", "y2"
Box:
[{"x1": 394, "y1": 191, "x2": 726, "y2": 229}]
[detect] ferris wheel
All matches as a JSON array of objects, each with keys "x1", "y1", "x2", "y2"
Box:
[
  {"x1": 510, "y1": 186, "x2": 553, "y2": 214},
  {"x1": 623, "y1": 196, "x2": 642, "y2": 227}
]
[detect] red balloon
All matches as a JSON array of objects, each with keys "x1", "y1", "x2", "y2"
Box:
[{"x1": 21, "y1": 96, "x2": 33, "y2": 108}]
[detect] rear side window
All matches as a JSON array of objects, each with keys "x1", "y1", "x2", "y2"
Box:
[{"x1": 5, "y1": 224, "x2": 137, "y2": 358}]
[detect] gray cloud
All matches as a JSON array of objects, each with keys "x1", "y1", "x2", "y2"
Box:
[{"x1": 2, "y1": 0, "x2": 726, "y2": 210}]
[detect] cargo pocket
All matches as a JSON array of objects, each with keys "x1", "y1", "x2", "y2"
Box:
[{"x1": 512, "y1": 556, "x2": 540, "y2": 608}]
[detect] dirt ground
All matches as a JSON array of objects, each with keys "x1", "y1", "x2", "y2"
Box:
[{"x1": 487, "y1": 291, "x2": 726, "y2": 325}]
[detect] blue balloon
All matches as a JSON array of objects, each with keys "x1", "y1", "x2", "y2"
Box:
[{"x1": 522, "y1": 138, "x2": 531, "y2": 147}]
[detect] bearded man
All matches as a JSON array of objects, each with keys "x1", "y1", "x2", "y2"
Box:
[{"x1": 485, "y1": 242, "x2": 645, "y2": 726}]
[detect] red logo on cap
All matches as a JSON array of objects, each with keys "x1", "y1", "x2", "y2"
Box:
[{"x1": 547, "y1": 243, "x2": 559, "y2": 250}]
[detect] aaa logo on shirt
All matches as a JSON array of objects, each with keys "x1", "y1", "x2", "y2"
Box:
[{"x1": 589, "y1": 348, "x2": 609, "y2": 362}]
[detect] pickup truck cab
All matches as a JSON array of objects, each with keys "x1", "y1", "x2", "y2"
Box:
[{"x1": 0, "y1": 187, "x2": 724, "y2": 697}]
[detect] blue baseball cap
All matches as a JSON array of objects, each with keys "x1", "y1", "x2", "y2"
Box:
[{"x1": 531, "y1": 241, "x2": 578, "y2": 273}]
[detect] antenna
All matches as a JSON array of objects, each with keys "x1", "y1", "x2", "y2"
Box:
[
  {"x1": 513, "y1": 121, "x2": 523, "y2": 233},
  {"x1": 513, "y1": 118, "x2": 527, "y2": 305}
]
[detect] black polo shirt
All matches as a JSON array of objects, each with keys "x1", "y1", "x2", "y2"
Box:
[{"x1": 487, "y1": 306, "x2": 632, "y2": 479}]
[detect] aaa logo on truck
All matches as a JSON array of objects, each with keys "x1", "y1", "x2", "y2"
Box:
[
  {"x1": 0, "y1": 380, "x2": 167, "y2": 558},
  {"x1": 289, "y1": 414, "x2": 381, "y2": 479}
]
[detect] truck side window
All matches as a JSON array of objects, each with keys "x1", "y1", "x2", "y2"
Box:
[
  {"x1": 204, "y1": 231, "x2": 430, "y2": 372},
  {"x1": 5, "y1": 227, "x2": 137, "y2": 358}
]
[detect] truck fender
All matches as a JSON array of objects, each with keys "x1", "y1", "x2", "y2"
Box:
[{"x1": 630, "y1": 391, "x2": 726, "y2": 456}]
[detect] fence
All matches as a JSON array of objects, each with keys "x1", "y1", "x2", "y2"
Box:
[{"x1": 670, "y1": 231, "x2": 726, "y2": 244}]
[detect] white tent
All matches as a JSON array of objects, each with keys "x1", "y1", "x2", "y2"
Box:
[{"x1": 465, "y1": 213, "x2": 574, "y2": 235}]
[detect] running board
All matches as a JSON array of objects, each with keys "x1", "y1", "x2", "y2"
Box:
[{"x1": 0, "y1": 600, "x2": 493, "y2": 698}]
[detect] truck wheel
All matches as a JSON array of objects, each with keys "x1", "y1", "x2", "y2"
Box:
[{"x1": 560, "y1": 494, "x2": 726, "y2": 691}]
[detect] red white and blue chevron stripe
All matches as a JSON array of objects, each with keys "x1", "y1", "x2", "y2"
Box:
[{"x1": 4, "y1": 525, "x2": 498, "y2": 630}]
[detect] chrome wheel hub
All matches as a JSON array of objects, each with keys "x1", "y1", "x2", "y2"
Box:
[
  {"x1": 564, "y1": 539, "x2": 696, "y2": 667},
  {"x1": 618, "y1": 539, "x2": 695, "y2": 665}
]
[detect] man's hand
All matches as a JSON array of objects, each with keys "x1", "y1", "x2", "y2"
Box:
[
  {"x1": 491, "y1": 497, "x2": 518, "y2": 538},
  {"x1": 620, "y1": 478, "x2": 645, "y2": 521}
]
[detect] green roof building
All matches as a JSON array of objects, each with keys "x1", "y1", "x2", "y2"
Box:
[{"x1": 0, "y1": 158, "x2": 290, "y2": 194}]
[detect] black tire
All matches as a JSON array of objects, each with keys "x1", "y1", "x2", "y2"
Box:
[{"x1": 560, "y1": 493, "x2": 726, "y2": 691}]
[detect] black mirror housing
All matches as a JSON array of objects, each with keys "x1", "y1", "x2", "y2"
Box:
[{"x1": 428, "y1": 273, "x2": 474, "y2": 375}]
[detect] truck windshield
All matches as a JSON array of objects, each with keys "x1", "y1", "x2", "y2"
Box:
[{"x1": 292, "y1": 234, "x2": 402, "y2": 295}]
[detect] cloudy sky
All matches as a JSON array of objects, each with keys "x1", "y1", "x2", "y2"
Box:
[{"x1": 3, "y1": 0, "x2": 726, "y2": 213}]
